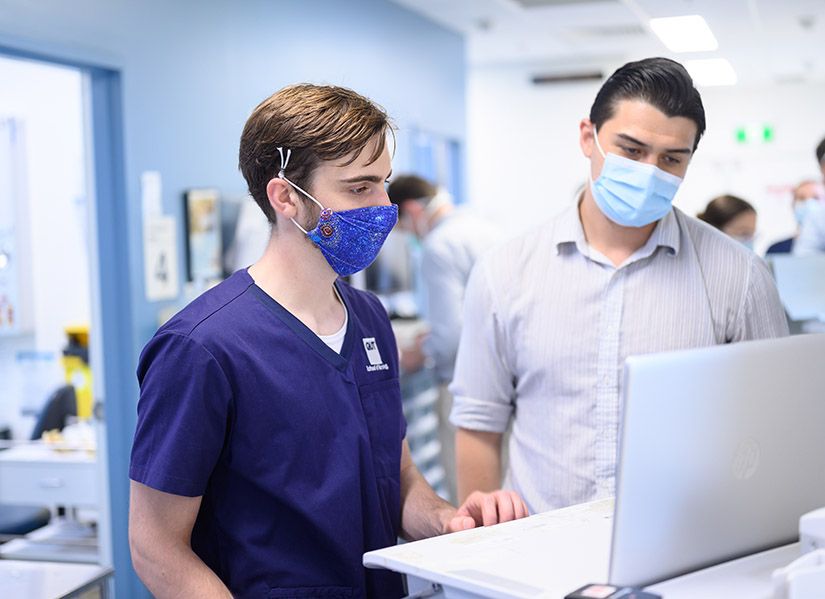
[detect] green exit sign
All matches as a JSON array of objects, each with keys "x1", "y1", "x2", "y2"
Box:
[{"x1": 736, "y1": 124, "x2": 775, "y2": 144}]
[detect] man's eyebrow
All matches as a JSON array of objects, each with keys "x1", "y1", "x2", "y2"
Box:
[
  {"x1": 338, "y1": 170, "x2": 393, "y2": 184},
  {"x1": 616, "y1": 132, "x2": 693, "y2": 154}
]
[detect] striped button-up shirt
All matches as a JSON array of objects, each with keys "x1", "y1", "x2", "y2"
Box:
[{"x1": 449, "y1": 202, "x2": 789, "y2": 514}]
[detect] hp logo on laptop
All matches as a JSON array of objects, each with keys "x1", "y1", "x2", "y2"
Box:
[{"x1": 732, "y1": 438, "x2": 761, "y2": 480}]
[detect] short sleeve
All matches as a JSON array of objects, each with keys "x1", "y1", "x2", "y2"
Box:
[
  {"x1": 449, "y1": 259, "x2": 516, "y2": 433},
  {"x1": 732, "y1": 255, "x2": 790, "y2": 341},
  {"x1": 129, "y1": 332, "x2": 233, "y2": 497}
]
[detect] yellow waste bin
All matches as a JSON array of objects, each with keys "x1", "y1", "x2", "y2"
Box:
[{"x1": 62, "y1": 324, "x2": 92, "y2": 420}]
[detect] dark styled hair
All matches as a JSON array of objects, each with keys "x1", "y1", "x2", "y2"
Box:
[
  {"x1": 239, "y1": 84, "x2": 392, "y2": 224},
  {"x1": 590, "y1": 57, "x2": 706, "y2": 150},
  {"x1": 697, "y1": 195, "x2": 755, "y2": 230},
  {"x1": 387, "y1": 175, "x2": 437, "y2": 216},
  {"x1": 816, "y1": 136, "x2": 825, "y2": 165}
]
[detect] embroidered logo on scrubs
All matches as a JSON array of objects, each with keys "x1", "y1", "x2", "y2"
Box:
[{"x1": 362, "y1": 337, "x2": 389, "y2": 372}]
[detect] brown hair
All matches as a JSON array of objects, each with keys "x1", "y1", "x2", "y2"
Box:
[
  {"x1": 387, "y1": 175, "x2": 438, "y2": 215},
  {"x1": 697, "y1": 194, "x2": 755, "y2": 230},
  {"x1": 239, "y1": 84, "x2": 392, "y2": 224}
]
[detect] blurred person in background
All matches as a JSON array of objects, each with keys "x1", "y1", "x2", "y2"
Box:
[
  {"x1": 697, "y1": 194, "x2": 757, "y2": 250},
  {"x1": 793, "y1": 137, "x2": 825, "y2": 255},
  {"x1": 389, "y1": 174, "x2": 499, "y2": 501},
  {"x1": 767, "y1": 179, "x2": 825, "y2": 255}
]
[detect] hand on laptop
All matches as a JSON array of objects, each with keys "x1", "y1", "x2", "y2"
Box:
[{"x1": 442, "y1": 490, "x2": 530, "y2": 533}]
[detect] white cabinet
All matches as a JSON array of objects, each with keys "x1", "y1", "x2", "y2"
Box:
[{"x1": 0, "y1": 444, "x2": 97, "y2": 508}]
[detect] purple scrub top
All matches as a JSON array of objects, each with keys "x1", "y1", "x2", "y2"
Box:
[{"x1": 130, "y1": 269, "x2": 406, "y2": 598}]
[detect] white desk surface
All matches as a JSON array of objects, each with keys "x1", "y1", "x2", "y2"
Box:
[
  {"x1": 0, "y1": 559, "x2": 111, "y2": 598},
  {"x1": 647, "y1": 543, "x2": 799, "y2": 598},
  {"x1": 0, "y1": 443, "x2": 95, "y2": 464},
  {"x1": 365, "y1": 499, "x2": 613, "y2": 598},
  {"x1": 365, "y1": 499, "x2": 800, "y2": 598}
]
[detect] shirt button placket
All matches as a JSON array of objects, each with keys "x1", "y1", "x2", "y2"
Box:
[{"x1": 595, "y1": 270, "x2": 624, "y2": 498}]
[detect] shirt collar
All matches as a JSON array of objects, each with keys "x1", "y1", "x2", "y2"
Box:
[
  {"x1": 553, "y1": 200, "x2": 681, "y2": 257},
  {"x1": 649, "y1": 207, "x2": 681, "y2": 256},
  {"x1": 552, "y1": 201, "x2": 588, "y2": 255}
]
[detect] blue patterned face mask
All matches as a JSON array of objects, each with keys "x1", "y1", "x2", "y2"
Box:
[
  {"x1": 276, "y1": 148, "x2": 397, "y2": 277},
  {"x1": 589, "y1": 128, "x2": 684, "y2": 227}
]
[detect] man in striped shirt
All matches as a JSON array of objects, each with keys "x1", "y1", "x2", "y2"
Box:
[{"x1": 450, "y1": 57, "x2": 789, "y2": 514}]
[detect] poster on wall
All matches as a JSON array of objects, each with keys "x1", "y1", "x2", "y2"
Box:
[
  {"x1": 184, "y1": 188, "x2": 222, "y2": 283},
  {"x1": 143, "y1": 215, "x2": 179, "y2": 301},
  {"x1": 141, "y1": 171, "x2": 179, "y2": 302}
]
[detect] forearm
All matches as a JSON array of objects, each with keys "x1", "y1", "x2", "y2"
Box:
[
  {"x1": 399, "y1": 456, "x2": 456, "y2": 541},
  {"x1": 456, "y1": 428, "x2": 503, "y2": 503},
  {"x1": 399, "y1": 437, "x2": 529, "y2": 540},
  {"x1": 132, "y1": 538, "x2": 232, "y2": 599}
]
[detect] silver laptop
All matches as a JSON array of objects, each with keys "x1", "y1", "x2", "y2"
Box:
[{"x1": 610, "y1": 334, "x2": 825, "y2": 587}]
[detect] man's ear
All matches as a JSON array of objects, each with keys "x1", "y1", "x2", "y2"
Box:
[
  {"x1": 266, "y1": 178, "x2": 300, "y2": 221},
  {"x1": 579, "y1": 118, "x2": 596, "y2": 159}
]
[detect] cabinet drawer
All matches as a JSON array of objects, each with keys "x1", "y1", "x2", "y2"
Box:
[{"x1": 0, "y1": 461, "x2": 97, "y2": 507}]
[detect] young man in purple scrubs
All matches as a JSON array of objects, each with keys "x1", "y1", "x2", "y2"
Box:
[{"x1": 128, "y1": 84, "x2": 528, "y2": 599}]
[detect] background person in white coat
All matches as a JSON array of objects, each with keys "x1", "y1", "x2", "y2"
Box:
[{"x1": 389, "y1": 174, "x2": 499, "y2": 501}]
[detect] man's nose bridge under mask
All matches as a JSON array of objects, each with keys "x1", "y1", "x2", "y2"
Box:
[
  {"x1": 587, "y1": 127, "x2": 683, "y2": 228},
  {"x1": 273, "y1": 146, "x2": 398, "y2": 277}
]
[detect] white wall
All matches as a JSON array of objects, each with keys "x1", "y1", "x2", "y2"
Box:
[
  {"x1": 467, "y1": 63, "x2": 825, "y2": 253},
  {"x1": 0, "y1": 56, "x2": 90, "y2": 438}
]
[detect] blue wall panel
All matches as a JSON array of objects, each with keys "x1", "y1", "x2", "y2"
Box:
[{"x1": 0, "y1": 1, "x2": 464, "y2": 595}]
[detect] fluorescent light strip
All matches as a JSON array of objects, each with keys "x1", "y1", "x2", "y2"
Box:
[
  {"x1": 685, "y1": 58, "x2": 738, "y2": 87},
  {"x1": 650, "y1": 15, "x2": 719, "y2": 53}
]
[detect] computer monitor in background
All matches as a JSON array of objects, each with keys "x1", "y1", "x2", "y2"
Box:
[
  {"x1": 769, "y1": 254, "x2": 825, "y2": 322},
  {"x1": 610, "y1": 334, "x2": 825, "y2": 587}
]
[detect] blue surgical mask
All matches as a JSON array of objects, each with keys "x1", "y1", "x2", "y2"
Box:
[
  {"x1": 794, "y1": 199, "x2": 815, "y2": 226},
  {"x1": 589, "y1": 128, "x2": 684, "y2": 227},
  {"x1": 276, "y1": 147, "x2": 397, "y2": 277},
  {"x1": 732, "y1": 236, "x2": 755, "y2": 251}
]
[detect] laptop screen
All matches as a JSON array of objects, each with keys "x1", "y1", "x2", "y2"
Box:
[{"x1": 609, "y1": 334, "x2": 825, "y2": 587}]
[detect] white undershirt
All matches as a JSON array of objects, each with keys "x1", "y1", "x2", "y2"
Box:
[{"x1": 317, "y1": 286, "x2": 348, "y2": 354}]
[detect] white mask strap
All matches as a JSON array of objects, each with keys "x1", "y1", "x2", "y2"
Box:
[
  {"x1": 277, "y1": 147, "x2": 291, "y2": 177},
  {"x1": 592, "y1": 126, "x2": 607, "y2": 159},
  {"x1": 276, "y1": 146, "x2": 325, "y2": 234}
]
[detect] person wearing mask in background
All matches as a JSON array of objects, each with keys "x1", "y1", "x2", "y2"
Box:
[
  {"x1": 128, "y1": 84, "x2": 527, "y2": 599},
  {"x1": 767, "y1": 180, "x2": 825, "y2": 254},
  {"x1": 697, "y1": 194, "x2": 757, "y2": 250},
  {"x1": 793, "y1": 137, "x2": 825, "y2": 255},
  {"x1": 388, "y1": 175, "x2": 499, "y2": 501},
  {"x1": 450, "y1": 57, "x2": 789, "y2": 514}
]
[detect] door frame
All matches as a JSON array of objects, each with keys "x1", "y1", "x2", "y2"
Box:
[{"x1": 0, "y1": 41, "x2": 142, "y2": 597}]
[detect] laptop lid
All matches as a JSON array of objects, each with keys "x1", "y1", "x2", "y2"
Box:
[{"x1": 609, "y1": 334, "x2": 825, "y2": 587}]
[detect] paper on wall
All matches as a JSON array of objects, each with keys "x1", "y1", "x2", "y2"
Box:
[{"x1": 143, "y1": 215, "x2": 179, "y2": 301}]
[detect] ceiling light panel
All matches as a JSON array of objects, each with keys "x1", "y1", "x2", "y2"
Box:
[
  {"x1": 685, "y1": 58, "x2": 737, "y2": 86},
  {"x1": 650, "y1": 15, "x2": 719, "y2": 53}
]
